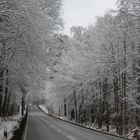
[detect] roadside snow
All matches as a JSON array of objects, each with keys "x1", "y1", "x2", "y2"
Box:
[
  {"x1": 0, "y1": 115, "x2": 21, "y2": 140},
  {"x1": 58, "y1": 116, "x2": 68, "y2": 120},
  {"x1": 38, "y1": 105, "x2": 129, "y2": 139},
  {"x1": 38, "y1": 105, "x2": 49, "y2": 114},
  {"x1": 127, "y1": 127, "x2": 140, "y2": 140}
]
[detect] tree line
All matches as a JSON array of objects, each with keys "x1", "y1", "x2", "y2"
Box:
[
  {"x1": 50, "y1": 0, "x2": 140, "y2": 136},
  {"x1": 0, "y1": 0, "x2": 63, "y2": 118}
]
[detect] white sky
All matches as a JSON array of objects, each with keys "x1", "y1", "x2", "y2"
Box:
[{"x1": 62, "y1": 0, "x2": 117, "y2": 35}]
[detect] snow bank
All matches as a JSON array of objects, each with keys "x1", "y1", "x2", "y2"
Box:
[
  {"x1": 87, "y1": 124, "x2": 120, "y2": 136},
  {"x1": 0, "y1": 115, "x2": 21, "y2": 140},
  {"x1": 58, "y1": 116, "x2": 68, "y2": 120},
  {"x1": 38, "y1": 105, "x2": 49, "y2": 114}
]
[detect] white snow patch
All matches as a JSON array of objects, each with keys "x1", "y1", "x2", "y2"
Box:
[
  {"x1": 38, "y1": 105, "x2": 49, "y2": 114},
  {"x1": 0, "y1": 115, "x2": 21, "y2": 140},
  {"x1": 68, "y1": 136, "x2": 75, "y2": 140},
  {"x1": 57, "y1": 129, "x2": 61, "y2": 133},
  {"x1": 58, "y1": 116, "x2": 68, "y2": 120}
]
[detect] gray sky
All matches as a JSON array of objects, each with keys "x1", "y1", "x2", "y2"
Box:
[{"x1": 62, "y1": 0, "x2": 117, "y2": 35}]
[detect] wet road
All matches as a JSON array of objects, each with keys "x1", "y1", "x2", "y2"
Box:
[{"x1": 26, "y1": 106, "x2": 125, "y2": 140}]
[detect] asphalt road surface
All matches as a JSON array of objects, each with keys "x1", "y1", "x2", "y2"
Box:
[{"x1": 26, "y1": 106, "x2": 125, "y2": 140}]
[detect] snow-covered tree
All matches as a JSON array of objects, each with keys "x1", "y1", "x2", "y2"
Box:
[{"x1": 0, "y1": 0, "x2": 63, "y2": 117}]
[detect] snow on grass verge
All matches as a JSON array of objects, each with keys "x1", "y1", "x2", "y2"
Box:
[
  {"x1": 0, "y1": 115, "x2": 21, "y2": 140},
  {"x1": 38, "y1": 105, "x2": 48, "y2": 114},
  {"x1": 58, "y1": 116, "x2": 68, "y2": 121},
  {"x1": 38, "y1": 106, "x2": 130, "y2": 139}
]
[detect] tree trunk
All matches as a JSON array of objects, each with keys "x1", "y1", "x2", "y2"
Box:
[
  {"x1": 2, "y1": 69, "x2": 8, "y2": 118},
  {"x1": 97, "y1": 69, "x2": 103, "y2": 129},
  {"x1": 64, "y1": 97, "x2": 67, "y2": 116},
  {"x1": 21, "y1": 95, "x2": 25, "y2": 116},
  {"x1": 73, "y1": 87, "x2": 78, "y2": 122},
  {"x1": 0, "y1": 71, "x2": 3, "y2": 116}
]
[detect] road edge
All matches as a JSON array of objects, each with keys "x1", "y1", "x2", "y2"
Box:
[
  {"x1": 38, "y1": 105, "x2": 130, "y2": 140},
  {"x1": 21, "y1": 113, "x2": 28, "y2": 140}
]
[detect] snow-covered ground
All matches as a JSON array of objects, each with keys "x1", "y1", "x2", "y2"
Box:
[
  {"x1": 38, "y1": 105, "x2": 68, "y2": 120},
  {"x1": 58, "y1": 116, "x2": 68, "y2": 121},
  {"x1": 0, "y1": 115, "x2": 21, "y2": 140},
  {"x1": 38, "y1": 105, "x2": 49, "y2": 114},
  {"x1": 84, "y1": 123, "x2": 119, "y2": 136},
  {"x1": 84, "y1": 123, "x2": 134, "y2": 139}
]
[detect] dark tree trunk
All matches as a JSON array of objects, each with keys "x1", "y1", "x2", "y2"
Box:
[
  {"x1": 22, "y1": 96, "x2": 25, "y2": 116},
  {"x1": 73, "y1": 87, "x2": 78, "y2": 122},
  {"x1": 2, "y1": 69, "x2": 8, "y2": 118},
  {"x1": 64, "y1": 97, "x2": 67, "y2": 116},
  {"x1": 0, "y1": 71, "x2": 3, "y2": 116}
]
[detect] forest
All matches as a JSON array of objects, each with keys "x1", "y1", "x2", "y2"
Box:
[
  {"x1": 48, "y1": 0, "x2": 140, "y2": 136},
  {"x1": 0, "y1": 0, "x2": 63, "y2": 117},
  {"x1": 0, "y1": 0, "x2": 140, "y2": 137}
]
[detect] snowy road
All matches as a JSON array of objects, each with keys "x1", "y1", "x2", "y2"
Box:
[{"x1": 26, "y1": 106, "x2": 125, "y2": 140}]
